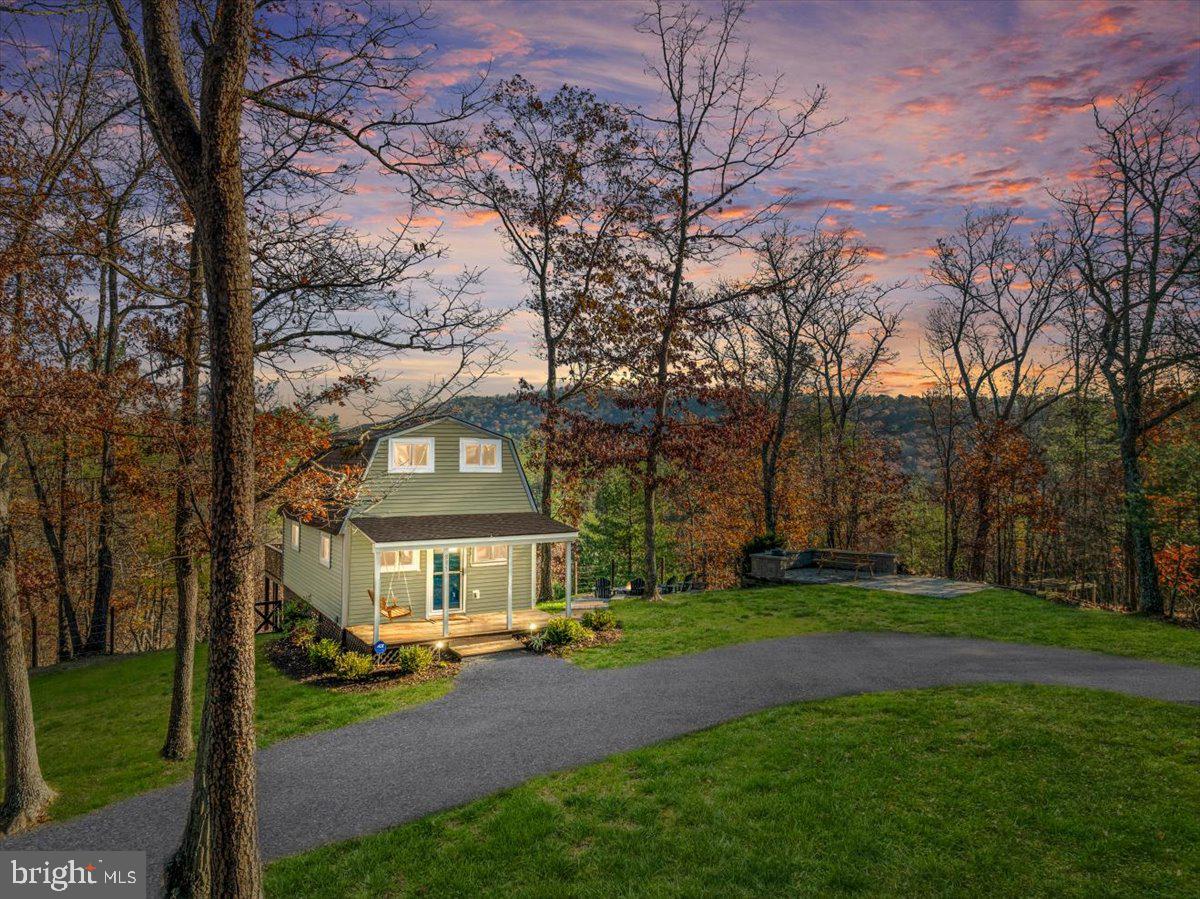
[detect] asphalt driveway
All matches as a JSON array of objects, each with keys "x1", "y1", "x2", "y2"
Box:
[{"x1": 4, "y1": 632, "x2": 1198, "y2": 892}]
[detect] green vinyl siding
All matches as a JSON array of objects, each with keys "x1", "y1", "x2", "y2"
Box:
[
  {"x1": 351, "y1": 419, "x2": 533, "y2": 517},
  {"x1": 280, "y1": 517, "x2": 342, "y2": 623},
  {"x1": 344, "y1": 536, "x2": 536, "y2": 627}
]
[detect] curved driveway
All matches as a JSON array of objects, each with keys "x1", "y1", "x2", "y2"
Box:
[{"x1": 5, "y1": 632, "x2": 1199, "y2": 891}]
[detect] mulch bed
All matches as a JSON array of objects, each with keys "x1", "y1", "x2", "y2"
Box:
[
  {"x1": 517, "y1": 627, "x2": 623, "y2": 657},
  {"x1": 266, "y1": 635, "x2": 460, "y2": 692}
]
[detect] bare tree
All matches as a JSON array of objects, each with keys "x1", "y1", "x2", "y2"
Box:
[
  {"x1": 925, "y1": 208, "x2": 1074, "y2": 579},
  {"x1": 0, "y1": 2, "x2": 121, "y2": 835},
  {"x1": 1058, "y1": 90, "x2": 1200, "y2": 613},
  {"x1": 436, "y1": 76, "x2": 648, "y2": 600},
  {"x1": 803, "y1": 264, "x2": 902, "y2": 549},
  {"x1": 628, "y1": 0, "x2": 833, "y2": 596}
]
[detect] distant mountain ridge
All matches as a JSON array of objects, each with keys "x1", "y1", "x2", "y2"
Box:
[{"x1": 445, "y1": 392, "x2": 937, "y2": 475}]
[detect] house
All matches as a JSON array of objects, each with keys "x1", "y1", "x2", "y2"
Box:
[{"x1": 278, "y1": 416, "x2": 578, "y2": 652}]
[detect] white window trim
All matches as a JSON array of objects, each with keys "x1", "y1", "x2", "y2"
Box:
[
  {"x1": 289, "y1": 520, "x2": 300, "y2": 551},
  {"x1": 459, "y1": 437, "x2": 502, "y2": 473},
  {"x1": 387, "y1": 436, "x2": 435, "y2": 474},
  {"x1": 319, "y1": 532, "x2": 332, "y2": 568},
  {"x1": 472, "y1": 544, "x2": 508, "y2": 567},
  {"x1": 379, "y1": 548, "x2": 420, "y2": 573}
]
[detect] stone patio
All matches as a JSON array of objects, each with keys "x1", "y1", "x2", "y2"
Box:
[{"x1": 781, "y1": 567, "x2": 988, "y2": 598}]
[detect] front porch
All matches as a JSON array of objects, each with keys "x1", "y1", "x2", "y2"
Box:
[{"x1": 347, "y1": 608, "x2": 554, "y2": 648}]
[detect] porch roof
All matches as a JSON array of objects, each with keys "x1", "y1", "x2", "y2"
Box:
[{"x1": 350, "y1": 511, "x2": 576, "y2": 547}]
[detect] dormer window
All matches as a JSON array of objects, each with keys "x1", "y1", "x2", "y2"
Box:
[
  {"x1": 460, "y1": 438, "x2": 501, "y2": 473},
  {"x1": 388, "y1": 436, "x2": 435, "y2": 473}
]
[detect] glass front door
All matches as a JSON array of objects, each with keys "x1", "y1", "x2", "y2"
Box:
[{"x1": 431, "y1": 549, "x2": 462, "y2": 613}]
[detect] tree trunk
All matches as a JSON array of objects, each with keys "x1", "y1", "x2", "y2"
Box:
[
  {"x1": 20, "y1": 436, "x2": 82, "y2": 660},
  {"x1": 968, "y1": 483, "x2": 991, "y2": 583},
  {"x1": 1119, "y1": 426, "x2": 1162, "y2": 614},
  {"x1": 162, "y1": 239, "x2": 203, "y2": 762},
  {"x1": 84, "y1": 257, "x2": 119, "y2": 655},
  {"x1": 0, "y1": 419, "x2": 55, "y2": 835},
  {"x1": 537, "y1": 359, "x2": 556, "y2": 603}
]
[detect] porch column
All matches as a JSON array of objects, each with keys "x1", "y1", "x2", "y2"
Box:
[
  {"x1": 506, "y1": 543, "x2": 513, "y2": 629},
  {"x1": 442, "y1": 547, "x2": 450, "y2": 638},
  {"x1": 530, "y1": 542, "x2": 538, "y2": 608},
  {"x1": 565, "y1": 541, "x2": 573, "y2": 616},
  {"x1": 372, "y1": 548, "x2": 381, "y2": 646}
]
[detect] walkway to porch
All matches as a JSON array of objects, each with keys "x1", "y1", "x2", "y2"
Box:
[{"x1": 347, "y1": 608, "x2": 553, "y2": 648}]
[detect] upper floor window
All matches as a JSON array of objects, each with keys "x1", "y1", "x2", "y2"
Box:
[
  {"x1": 388, "y1": 436, "x2": 435, "y2": 473},
  {"x1": 380, "y1": 549, "x2": 419, "y2": 572},
  {"x1": 472, "y1": 544, "x2": 508, "y2": 566},
  {"x1": 289, "y1": 520, "x2": 300, "y2": 551},
  {"x1": 460, "y1": 437, "x2": 502, "y2": 473},
  {"x1": 319, "y1": 532, "x2": 332, "y2": 568}
]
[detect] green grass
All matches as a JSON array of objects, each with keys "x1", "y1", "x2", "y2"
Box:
[
  {"x1": 15, "y1": 636, "x2": 452, "y2": 821},
  {"x1": 265, "y1": 684, "x2": 1200, "y2": 897},
  {"x1": 564, "y1": 585, "x2": 1200, "y2": 669}
]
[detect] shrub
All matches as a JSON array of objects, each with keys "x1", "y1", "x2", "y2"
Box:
[
  {"x1": 395, "y1": 644, "x2": 434, "y2": 676},
  {"x1": 581, "y1": 608, "x2": 617, "y2": 632},
  {"x1": 739, "y1": 532, "x2": 782, "y2": 579},
  {"x1": 540, "y1": 615, "x2": 588, "y2": 648},
  {"x1": 526, "y1": 632, "x2": 547, "y2": 653},
  {"x1": 289, "y1": 620, "x2": 316, "y2": 647},
  {"x1": 333, "y1": 651, "x2": 374, "y2": 681},
  {"x1": 307, "y1": 638, "x2": 341, "y2": 673},
  {"x1": 552, "y1": 582, "x2": 566, "y2": 602},
  {"x1": 281, "y1": 599, "x2": 313, "y2": 632}
]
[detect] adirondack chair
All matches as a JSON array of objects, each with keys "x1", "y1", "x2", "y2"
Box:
[
  {"x1": 627, "y1": 577, "x2": 646, "y2": 597},
  {"x1": 661, "y1": 575, "x2": 679, "y2": 594},
  {"x1": 679, "y1": 572, "x2": 695, "y2": 593},
  {"x1": 595, "y1": 577, "x2": 613, "y2": 599}
]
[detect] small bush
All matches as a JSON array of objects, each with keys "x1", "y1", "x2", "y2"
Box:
[
  {"x1": 552, "y1": 582, "x2": 566, "y2": 602},
  {"x1": 395, "y1": 644, "x2": 434, "y2": 676},
  {"x1": 526, "y1": 632, "x2": 547, "y2": 653},
  {"x1": 541, "y1": 616, "x2": 588, "y2": 648},
  {"x1": 581, "y1": 608, "x2": 617, "y2": 632},
  {"x1": 289, "y1": 620, "x2": 316, "y2": 647},
  {"x1": 307, "y1": 638, "x2": 342, "y2": 673},
  {"x1": 333, "y1": 651, "x2": 374, "y2": 681}
]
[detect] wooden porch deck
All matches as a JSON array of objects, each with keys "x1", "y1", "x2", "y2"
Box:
[{"x1": 347, "y1": 608, "x2": 553, "y2": 647}]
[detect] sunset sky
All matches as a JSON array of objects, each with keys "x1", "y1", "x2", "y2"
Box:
[{"x1": 332, "y1": 0, "x2": 1200, "y2": 396}]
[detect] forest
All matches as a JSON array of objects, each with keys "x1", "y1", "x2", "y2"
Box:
[{"x1": 0, "y1": 0, "x2": 1196, "y2": 892}]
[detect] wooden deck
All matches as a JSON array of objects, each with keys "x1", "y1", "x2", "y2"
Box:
[{"x1": 347, "y1": 608, "x2": 553, "y2": 647}]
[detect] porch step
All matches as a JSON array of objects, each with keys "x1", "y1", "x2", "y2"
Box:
[{"x1": 449, "y1": 634, "x2": 525, "y2": 658}]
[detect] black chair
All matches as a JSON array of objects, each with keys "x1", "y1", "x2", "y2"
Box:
[
  {"x1": 627, "y1": 577, "x2": 646, "y2": 597},
  {"x1": 595, "y1": 578, "x2": 613, "y2": 599},
  {"x1": 661, "y1": 575, "x2": 679, "y2": 594},
  {"x1": 680, "y1": 572, "x2": 695, "y2": 592}
]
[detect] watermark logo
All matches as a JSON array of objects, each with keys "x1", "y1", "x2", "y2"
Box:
[{"x1": 2, "y1": 852, "x2": 144, "y2": 898}]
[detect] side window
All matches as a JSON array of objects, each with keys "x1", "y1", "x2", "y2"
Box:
[
  {"x1": 319, "y1": 533, "x2": 332, "y2": 568},
  {"x1": 460, "y1": 438, "x2": 502, "y2": 473},
  {"x1": 388, "y1": 437, "x2": 435, "y2": 473},
  {"x1": 380, "y1": 549, "x2": 419, "y2": 572},
  {"x1": 472, "y1": 545, "x2": 508, "y2": 565},
  {"x1": 289, "y1": 520, "x2": 300, "y2": 551}
]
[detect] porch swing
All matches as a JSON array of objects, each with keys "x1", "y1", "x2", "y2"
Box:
[{"x1": 368, "y1": 562, "x2": 414, "y2": 621}]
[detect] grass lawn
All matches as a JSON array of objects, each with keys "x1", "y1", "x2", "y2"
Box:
[
  {"x1": 10, "y1": 636, "x2": 452, "y2": 822},
  {"x1": 553, "y1": 585, "x2": 1200, "y2": 669},
  {"x1": 265, "y1": 684, "x2": 1200, "y2": 897}
]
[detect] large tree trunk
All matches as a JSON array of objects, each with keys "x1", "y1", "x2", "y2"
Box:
[
  {"x1": 968, "y1": 483, "x2": 991, "y2": 583},
  {"x1": 1119, "y1": 423, "x2": 1162, "y2": 614},
  {"x1": 162, "y1": 240, "x2": 203, "y2": 762},
  {"x1": 0, "y1": 412, "x2": 55, "y2": 835}
]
